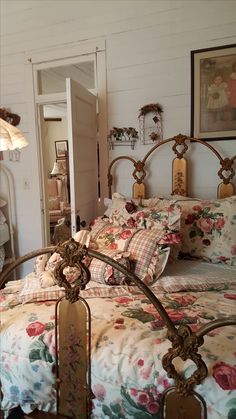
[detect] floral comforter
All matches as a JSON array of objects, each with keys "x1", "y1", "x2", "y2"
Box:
[{"x1": 1, "y1": 263, "x2": 236, "y2": 419}]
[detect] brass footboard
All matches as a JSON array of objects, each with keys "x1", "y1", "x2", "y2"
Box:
[{"x1": 1, "y1": 239, "x2": 236, "y2": 419}]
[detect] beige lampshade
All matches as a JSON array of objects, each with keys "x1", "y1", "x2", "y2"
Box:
[
  {"x1": 51, "y1": 160, "x2": 66, "y2": 175},
  {"x1": 0, "y1": 118, "x2": 29, "y2": 151}
]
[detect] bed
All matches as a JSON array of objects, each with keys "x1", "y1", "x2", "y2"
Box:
[{"x1": 0, "y1": 134, "x2": 236, "y2": 419}]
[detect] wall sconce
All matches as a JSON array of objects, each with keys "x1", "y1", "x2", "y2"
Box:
[{"x1": 0, "y1": 107, "x2": 28, "y2": 161}]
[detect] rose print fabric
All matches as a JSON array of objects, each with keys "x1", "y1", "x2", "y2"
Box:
[
  {"x1": 1, "y1": 264, "x2": 236, "y2": 419},
  {"x1": 174, "y1": 196, "x2": 236, "y2": 265}
]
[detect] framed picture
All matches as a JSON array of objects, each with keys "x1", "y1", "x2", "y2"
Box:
[
  {"x1": 55, "y1": 140, "x2": 68, "y2": 158},
  {"x1": 191, "y1": 44, "x2": 236, "y2": 140}
]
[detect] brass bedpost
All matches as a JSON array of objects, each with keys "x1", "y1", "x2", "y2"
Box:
[
  {"x1": 172, "y1": 134, "x2": 189, "y2": 196},
  {"x1": 217, "y1": 156, "x2": 236, "y2": 198}
]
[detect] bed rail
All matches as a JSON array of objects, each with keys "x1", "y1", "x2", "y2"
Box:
[{"x1": 1, "y1": 239, "x2": 236, "y2": 418}]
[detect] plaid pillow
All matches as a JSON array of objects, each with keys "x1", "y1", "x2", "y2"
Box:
[
  {"x1": 91, "y1": 222, "x2": 170, "y2": 285},
  {"x1": 89, "y1": 248, "x2": 133, "y2": 285}
]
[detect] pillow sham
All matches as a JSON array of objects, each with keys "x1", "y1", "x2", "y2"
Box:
[
  {"x1": 110, "y1": 192, "x2": 164, "y2": 208},
  {"x1": 90, "y1": 221, "x2": 171, "y2": 285},
  {"x1": 89, "y1": 248, "x2": 132, "y2": 285},
  {"x1": 109, "y1": 199, "x2": 181, "y2": 244},
  {"x1": 175, "y1": 195, "x2": 236, "y2": 265},
  {"x1": 44, "y1": 247, "x2": 133, "y2": 286}
]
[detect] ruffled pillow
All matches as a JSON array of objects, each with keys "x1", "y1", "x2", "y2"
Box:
[
  {"x1": 44, "y1": 248, "x2": 133, "y2": 286},
  {"x1": 88, "y1": 248, "x2": 133, "y2": 285},
  {"x1": 90, "y1": 221, "x2": 171, "y2": 285}
]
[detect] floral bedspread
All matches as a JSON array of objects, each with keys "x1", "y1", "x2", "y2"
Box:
[{"x1": 1, "y1": 276, "x2": 236, "y2": 418}]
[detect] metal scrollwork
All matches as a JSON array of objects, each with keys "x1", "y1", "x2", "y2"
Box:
[
  {"x1": 218, "y1": 157, "x2": 236, "y2": 184},
  {"x1": 162, "y1": 325, "x2": 207, "y2": 397},
  {"x1": 132, "y1": 160, "x2": 146, "y2": 184},
  {"x1": 172, "y1": 134, "x2": 189, "y2": 159},
  {"x1": 54, "y1": 239, "x2": 91, "y2": 303}
]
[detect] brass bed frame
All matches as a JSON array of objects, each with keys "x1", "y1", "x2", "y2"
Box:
[{"x1": 0, "y1": 134, "x2": 236, "y2": 419}]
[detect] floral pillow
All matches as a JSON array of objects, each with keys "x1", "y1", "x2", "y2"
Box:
[
  {"x1": 175, "y1": 196, "x2": 236, "y2": 265},
  {"x1": 90, "y1": 222, "x2": 170, "y2": 285},
  {"x1": 110, "y1": 192, "x2": 165, "y2": 211},
  {"x1": 109, "y1": 199, "x2": 181, "y2": 244}
]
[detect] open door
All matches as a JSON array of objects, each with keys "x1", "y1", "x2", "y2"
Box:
[{"x1": 66, "y1": 78, "x2": 98, "y2": 236}]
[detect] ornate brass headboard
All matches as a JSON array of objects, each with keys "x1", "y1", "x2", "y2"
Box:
[{"x1": 108, "y1": 134, "x2": 236, "y2": 199}]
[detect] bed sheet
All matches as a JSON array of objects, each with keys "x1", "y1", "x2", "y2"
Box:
[{"x1": 0, "y1": 261, "x2": 236, "y2": 419}]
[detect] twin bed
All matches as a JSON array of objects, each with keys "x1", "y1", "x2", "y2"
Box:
[{"x1": 0, "y1": 134, "x2": 236, "y2": 419}]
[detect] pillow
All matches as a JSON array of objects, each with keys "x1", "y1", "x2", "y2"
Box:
[
  {"x1": 175, "y1": 195, "x2": 236, "y2": 265},
  {"x1": 48, "y1": 197, "x2": 60, "y2": 211},
  {"x1": 34, "y1": 253, "x2": 48, "y2": 274},
  {"x1": 109, "y1": 199, "x2": 181, "y2": 243},
  {"x1": 44, "y1": 247, "x2": 133, "y2": 286},
  {"x1": 91, "y1": 222, "x2": 171, "y2": 285},
  {"x1": 0, "y1": 209, "x2": 6, "y2": 225},
  {"x1": 88, "y1": 248, "x2": 133, "y2": 285},
  {"x1": 104, "y1": 197, "x2": 112, "y2": 217},
  {"x1": 110, "y1": 192, "x2": 166, "y2": 211}
]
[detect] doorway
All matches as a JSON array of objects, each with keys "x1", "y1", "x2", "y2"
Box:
[
  {"x1": 26, "y1": 41, "x2": 108, "y2": 246},
  {"x1": 38, "y1": 77, "x2": 98, "y2": 245},
  {"x1": 42, "y1": 104, "x2": 70, "y2": 243}
]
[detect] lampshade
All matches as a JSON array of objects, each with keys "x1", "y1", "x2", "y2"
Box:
[
  {"x1": 51, "y1": 160, "x2": 66, "y2": 175},
  {"x1": 0, "y1": 117, "x2": 29, "y2": 151}
]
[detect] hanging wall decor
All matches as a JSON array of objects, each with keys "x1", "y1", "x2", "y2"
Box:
[
  {"x1": 138, "y1": 103, "x2": 163, "y2": 144},
  {"x1": 108, "y1": 127, "x2": 138, "y2": 150}
]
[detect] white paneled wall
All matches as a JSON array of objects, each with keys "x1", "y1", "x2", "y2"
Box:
[{"x1": 1, "y1": 0, "x2": 236, "y2": 264}]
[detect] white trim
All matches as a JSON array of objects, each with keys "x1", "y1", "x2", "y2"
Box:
[
  {"x1": 35, "y1": 92, "x2": 67, "y2": 104},
  {"x1": 25, "y1": 40, "x2": 108, "y2": 245},
  {"x1": 25, "y1": 62, "x2": 45, "y2": 247},
  {"x1": 25, "y1": 39, "x2": 105, "y2": 64},
  {"x1": 96, "y1": 49, "x2": 109, "y2": 212},
  {"x1": 34, "y1": 54, "x2": 96, "y2": 71}
]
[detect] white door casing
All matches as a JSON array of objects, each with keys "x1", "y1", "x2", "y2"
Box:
[
  {"x1": 25, "y1": 40, "x2": 108, "y2": 246},
  {"x1": 66, "y1": 78, "x2": 98, "y2": 235}
]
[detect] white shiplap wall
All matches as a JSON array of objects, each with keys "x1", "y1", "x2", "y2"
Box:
[{"x1": 1, "y1": 0, "x2": 236, "y2": 264}]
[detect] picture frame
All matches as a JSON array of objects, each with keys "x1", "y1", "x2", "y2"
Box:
[
  {"x1": 56, "y1": 158, "x2": 66, "y2": 166},
  {"x1": 191, "y1": 44, "x2": 236, "y2": 141},
  {"x1": 55, "y1": 140, "x2": 68, "y2": 158}
]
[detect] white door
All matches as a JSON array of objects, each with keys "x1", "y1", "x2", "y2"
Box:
[{"x1": 66, "y1": 78, "x2": 98, "y2": 236}]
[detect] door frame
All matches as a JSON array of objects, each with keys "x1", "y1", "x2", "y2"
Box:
[{"x1": 25, "y1": 39, "x2": 108, "y2": 245}]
